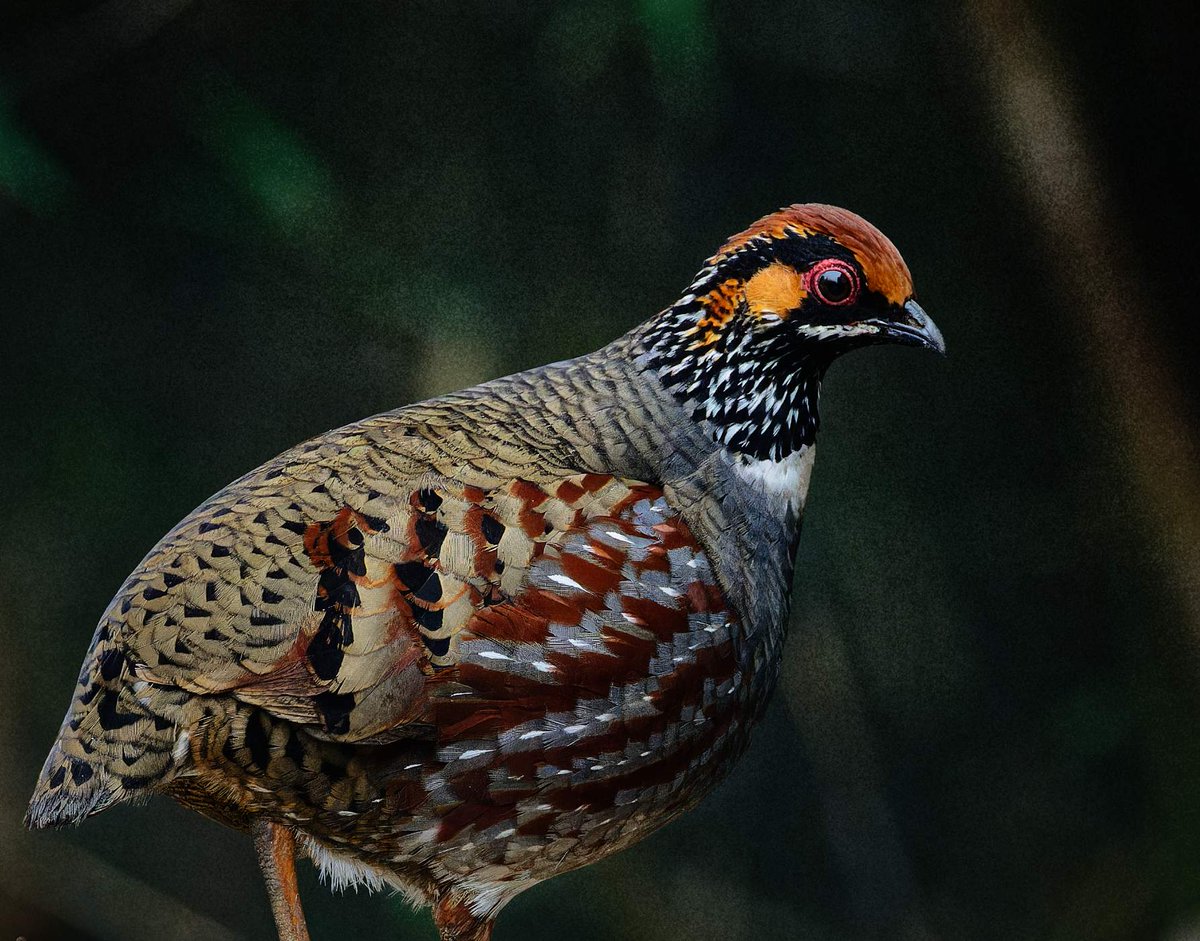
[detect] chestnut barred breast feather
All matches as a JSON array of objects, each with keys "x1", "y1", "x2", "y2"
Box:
[{"x1": 28, "y1": 203, "x2": 944, "y2": 941}]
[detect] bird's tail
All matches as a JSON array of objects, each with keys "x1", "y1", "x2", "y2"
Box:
[{"x1": 25, "y1": 613, "x2": 187, "y2": 829}]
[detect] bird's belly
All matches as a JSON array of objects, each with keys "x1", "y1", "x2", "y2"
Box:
[
  {"x1": 176, "y1": 615, "x2": 767, "y2": 896},
  {"x1": 323, "y1": 716, "x2": 758, "y2": 896},
  {"x1": 400, "y1": 647, "x2": 760, "y2": 885}
]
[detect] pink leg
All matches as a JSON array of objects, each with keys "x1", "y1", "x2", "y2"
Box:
[{"x1": 252, "y1": 819, "x2": 312, "y2": 941}]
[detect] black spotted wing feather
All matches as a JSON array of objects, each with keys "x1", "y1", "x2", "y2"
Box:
[{"x1": 88, "y1": 415, "x2": 692, "y2": 744}]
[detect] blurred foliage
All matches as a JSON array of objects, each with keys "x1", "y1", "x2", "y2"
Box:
[
  {"x1": 1, "y1": 1, "x2": 1197, "y2": 940},
  {"x1": 0, "y1": 95, "x2": 71, "y2": 212}
]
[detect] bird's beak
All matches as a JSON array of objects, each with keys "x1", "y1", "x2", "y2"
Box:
[{"x1": 875, "y1": 300, "x2": 946, "y2": 354}]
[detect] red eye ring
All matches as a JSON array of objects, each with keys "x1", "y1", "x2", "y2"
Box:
[{"x1": 806, "y1": 258, "x2": 860, "y2": 306}]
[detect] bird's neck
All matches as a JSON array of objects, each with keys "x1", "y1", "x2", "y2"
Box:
[{"x1": 633, "y1": 297, "x2": 831, "y2": 463}]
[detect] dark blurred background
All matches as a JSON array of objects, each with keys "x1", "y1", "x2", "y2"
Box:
[{"x1": 2, "y1": 2, "x2": 1198, "y2": 939}]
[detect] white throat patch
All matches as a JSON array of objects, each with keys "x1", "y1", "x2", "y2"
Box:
[{"x1": 731, "y1": 445, "x2": 816, "y2": 513}]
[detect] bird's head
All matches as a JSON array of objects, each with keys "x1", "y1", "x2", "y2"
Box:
[{"x1": 639, "y1": 203, "x2": 944, "y2": 462}]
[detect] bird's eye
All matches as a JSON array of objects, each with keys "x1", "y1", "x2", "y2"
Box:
[
  {"x1": 808, "y1": 259, "x2": 860, "y2": 306},
  {"x1": 816, "y1": 269, "x2": 852, "y2": 303}
]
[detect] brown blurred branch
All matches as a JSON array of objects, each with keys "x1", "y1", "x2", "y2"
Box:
[{"x1": 963, "y1": 0, "x2": 1200, "y2": 642}]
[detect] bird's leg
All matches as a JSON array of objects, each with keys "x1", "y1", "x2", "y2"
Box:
[
  {"x1": 252, "y1": 818, "x2": 312, "y2": 941},
  {"x1": 433, "y1": 894, "x2": 494, "y2": 941}
]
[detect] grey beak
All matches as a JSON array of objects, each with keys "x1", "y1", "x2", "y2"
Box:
[{"x1": 880, "y1": 299, "x2": 946, "y2": 355}]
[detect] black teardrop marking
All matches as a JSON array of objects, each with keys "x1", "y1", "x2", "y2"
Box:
[
  {"x1": 70, "y1": 761, "x2": 94, "y2": 785},
  {"x1": 481, "y1": 515, "x2": 505, "y2": 546},
  {"x1": 314, "y1": 691, "x2": 355, "y2": 736},
  {"x1": 97, "y1": 689, "x2": 140, "y2": 730},
  {"x1": 304, "y1": 510, "x2": 371, "y2": 682},
  {"x1": 396, "y1": 560, "x2": 431, "y2": 591},
  {"x1": 416, "y1": 516, "x2": 448, "y2": 557},
  {"x1": 244, "y1": 714, "x2": 271, "y2": 770}
]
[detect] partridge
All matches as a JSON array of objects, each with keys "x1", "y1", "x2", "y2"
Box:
[{"x1": 27, "y1": 204, "x2": 944, "y2": 941}]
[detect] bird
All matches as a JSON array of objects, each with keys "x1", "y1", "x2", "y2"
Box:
[{"x1": 26, "y1": 203, "x2": 944, "y2": 941}]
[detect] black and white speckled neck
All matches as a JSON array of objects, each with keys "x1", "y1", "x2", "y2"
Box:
[{"x1": 636, "y1": 290, "x2": 828, "y2": 463}]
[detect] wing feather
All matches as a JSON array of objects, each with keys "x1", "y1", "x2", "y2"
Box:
[{"x1": 107, "y1": 415, "x2": 662, "y2": 746}]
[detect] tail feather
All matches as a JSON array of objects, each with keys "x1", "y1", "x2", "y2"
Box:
[
  {"x1": 26, "y1": 616, "x2": 189, "y2": 829},
  {"x1": 25, "y1": 741, "x2": 122, "y2": 829}
]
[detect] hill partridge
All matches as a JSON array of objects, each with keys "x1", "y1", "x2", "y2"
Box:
[{"x1": 27, "y1": 204, "x2": 944, "y2": 941}]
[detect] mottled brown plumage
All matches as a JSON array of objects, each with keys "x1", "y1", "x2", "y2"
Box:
[{"x1": 27, "y1": 204, "x2": 944, "y2": 940}]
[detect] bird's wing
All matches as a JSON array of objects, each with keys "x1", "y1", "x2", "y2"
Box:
[{"x1": 104, "y1": 409, "x2": 733, "y2": 748}]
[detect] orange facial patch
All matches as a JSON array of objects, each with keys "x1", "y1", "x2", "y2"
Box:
[
  {"x1": 715, "y1": 203, "x2": 914, "y2": 306},
  {"x1": 743, "y1": 262, "x2": 806, "y2": 319}
]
